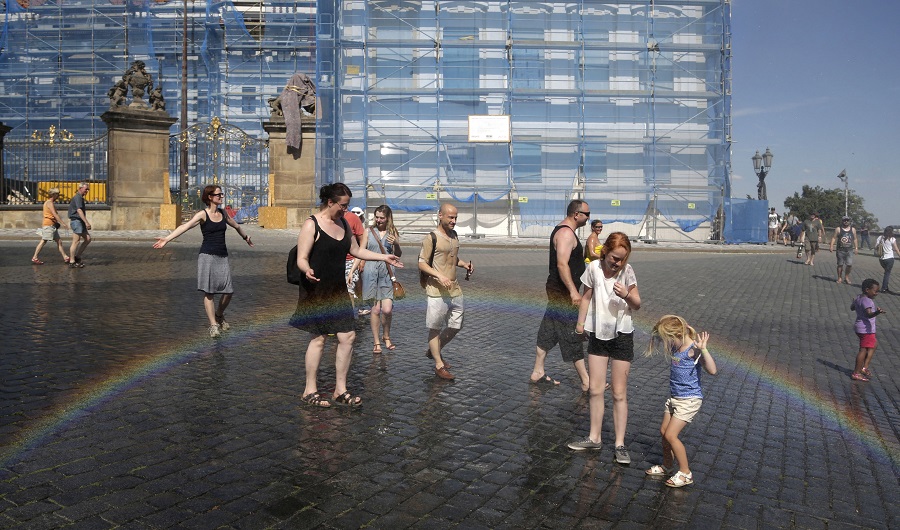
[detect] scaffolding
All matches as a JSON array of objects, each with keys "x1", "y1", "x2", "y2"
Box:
[
  {"x1": 0, "y1": 0, "x2": 316, "y2": 193},
  {"x1": 316, "y1": 0, "x2": 733, "y2": 238}
]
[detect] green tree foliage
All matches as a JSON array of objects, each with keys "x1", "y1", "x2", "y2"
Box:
[{"x1": 783, "y1": 185, "x2": 878, "y2": 229}]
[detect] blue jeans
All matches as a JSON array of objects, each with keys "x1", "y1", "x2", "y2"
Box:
[{"x1": 880, "y1": 258, "x2": 894, "y2": 291}]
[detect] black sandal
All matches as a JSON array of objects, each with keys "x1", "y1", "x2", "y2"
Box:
[
  {"x1": 301, "y1": 392, "x2": 331, "y2": 408},
  {"x1": 332, "y1": 391, "x2": 362, "y2": 407}
]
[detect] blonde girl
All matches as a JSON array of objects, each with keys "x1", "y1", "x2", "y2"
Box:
[
  {"x1": 361, "y1": 205, "x2": 403, "y2": 353},
  {"x1": 644, "y1": 315, "x2": 717, "y2": 487}
]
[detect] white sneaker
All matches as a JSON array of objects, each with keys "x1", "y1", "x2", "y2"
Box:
[
  {"x1": 216, "y1": 314, "x2": 230, "y2": 332},
  {"x1": 615, "y1": 445, "x2": 631, "y2": 464},
  {"x1": 209, "y1": 324, "x2": 221, "y2": 338}
]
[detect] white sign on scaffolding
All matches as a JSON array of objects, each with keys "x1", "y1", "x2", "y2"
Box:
[{"x1": 468, "y1": 115, "x2": 511, "y2": 143}]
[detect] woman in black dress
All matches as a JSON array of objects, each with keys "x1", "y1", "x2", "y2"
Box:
[{"x1": 293, "y1": 183, "x2": 403, "y2": 408}]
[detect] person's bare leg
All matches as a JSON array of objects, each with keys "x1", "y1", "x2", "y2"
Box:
[
  {"x1": 370, "y1": 300, "x2": 382, "y2": 350},
  {"x1": 303, "y1": 335, "x2": 327, "y2": 399},
  {"x1": 33, "y1": 239, "x2": 47, "y2": 260},
  {"x1": 530, "y1": 345, "x2": 558, "y2": 384},
  {"x1": 334, "y1": 330, "x2": 359, "y2": 403},
  {"x1": 203, "y1": 294, "x2": 217, "y2": 326},
  {"x1": 610, "y1": 359, "x2": 631, "y2": 447},
  {"x1": 587, "y1": 355, "x2": 609, "y2": 442},
  {"x1": 381, "y1": 299, "x2": 394, "y2": 348},
  {"x1": 574, "y1": 358, "x2": 589, "y2": 391}
]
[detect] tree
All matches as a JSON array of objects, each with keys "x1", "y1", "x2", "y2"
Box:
[{"x1": 782, "y1": 185, "x2": 878, "y2": 229}]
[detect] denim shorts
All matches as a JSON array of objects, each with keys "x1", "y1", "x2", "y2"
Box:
[{"x1": 70, "y1": 219, "x2": 87, "y2": 235}]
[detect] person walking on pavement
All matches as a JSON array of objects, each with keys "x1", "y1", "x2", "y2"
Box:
[
  {"x1": 361, "y1": 205, "x2": 402, "y2": 354},
  {"x1": 829, "y1": 216, "x2": 858, "y2": 284},
  {"x1": 799, "y1": 212, "x2": 824, "y2": 266},
  {"x1": 344, "y1": 205, "x2": 367, "y2": 316},
  {"x1": 849, "y1": 279, "x2": 884, "y2": 382},
  {"x1": 859, "y1": 220, "x2": 872, "y2": 250},
  {"x1": 530, "y1": 200, "x2": 591, "y2": 391},
  {"x1": 569, "y1": 232, "x2": 641, "y2": 464},
  {"x1": 67, "y1": 182, "x2": 92, "y2": 268},
  {"x1": 153, "y1": 185, "x2": 253, "y2": 338},
  {"x1": 875, "y1": 227, "x2": 900, "y2": 293},
  {"x1": 32, "y1": 187, "x2": 70, "y2": 265},
  {"x1": 642, "y1": 315, "x2": 717, "y2": 487},
  {"x1": 419, "y1": 203, "x2": 474, "y2": 380},
  {"x1": 291, "y1": 183, "x2": 403, "y2": 408}
]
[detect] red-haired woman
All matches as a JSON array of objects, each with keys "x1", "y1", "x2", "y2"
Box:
[
  {"x1": 569, "y1": 232, "x2": 641, "y2": 465},
  {"x1": 153, "y1": 185, "x2": 253, "y2": 337}
]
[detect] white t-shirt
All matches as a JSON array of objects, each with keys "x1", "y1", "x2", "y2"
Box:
[
  {"x1": 768, "y1": 213, "x2": 779, "y2": 229},
  {"x1": 580, "y1": 261, "x2": 637, "y2": 340},
  {"x1": 877, "y1": 236, "x2": 896, "y2": 260}
]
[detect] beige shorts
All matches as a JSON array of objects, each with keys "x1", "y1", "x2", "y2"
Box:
[
  {"x1": 40, "y1": 225, "x2": 60, "y2": 241},
  {"x1": 665, "y1": 397, "x2": 703, "y2": 423},
  {"x1": 425, "y1": 293, "x2": 464, "y2": 330}
]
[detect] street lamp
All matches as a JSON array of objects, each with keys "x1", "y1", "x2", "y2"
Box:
[
  {"x1": 837, "y1": 169, "x2": 848, "y2": 217},
  {"x1": 751, "y1": 147, "x2": 774, "y2": 201}
]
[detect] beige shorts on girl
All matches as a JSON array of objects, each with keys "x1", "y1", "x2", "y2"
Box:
[{"x1": 665, "y1": 397, "x2": 703, "y2": 423}]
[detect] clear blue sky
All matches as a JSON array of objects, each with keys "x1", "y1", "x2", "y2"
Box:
[{"x1": 730, "y1": 0, "x2": 900, "y2": 225}]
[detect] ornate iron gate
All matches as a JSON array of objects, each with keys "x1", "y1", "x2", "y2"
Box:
[{"x1": 169, "y1": 118, "x2": 269, "y2": 223}]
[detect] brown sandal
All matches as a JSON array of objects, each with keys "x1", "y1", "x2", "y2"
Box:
[{"x1": 384, "y1": 338, "x2": 396, "y2": 350}]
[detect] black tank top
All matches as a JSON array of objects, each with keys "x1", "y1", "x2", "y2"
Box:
[
  {"x1": 199, "y1": 209, "x2": 228, "y2": 257},
  {"x1": 301, "y1": 215, "x2": 351, "y2": 291},
  {"x1": 546, "y1": 224, "x2": 585, "y2": 294}
]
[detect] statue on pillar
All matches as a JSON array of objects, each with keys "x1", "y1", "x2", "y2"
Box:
[
  {"x1": 149, "y1": 86, "x2": 166, "y2": 112},
  {"x1": 123, "y1": 60, "x2": 153, "y2": 109},
  {"x1": 269, "y1": 73, "x2": 316, "y2": 150}
]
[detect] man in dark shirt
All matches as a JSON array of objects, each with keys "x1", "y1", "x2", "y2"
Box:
[
  {"x1": 530, "y1": 199, "x2": 590, "y2": 390},
  {"x1": 67, "y1": 182, "x2": 92, "y2": 268}
]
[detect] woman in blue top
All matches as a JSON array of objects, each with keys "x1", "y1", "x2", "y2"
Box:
[
  {"x1": 644, "y1": 315, "x2": 717, "y2": 488},
  {"x1": 153, "y1": 185, "x2": 253, "y2": 338}
]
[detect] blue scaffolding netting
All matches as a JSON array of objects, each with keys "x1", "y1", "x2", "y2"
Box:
[{"x1": 1, "y1": 1, "x2": 744, "y2": 239}]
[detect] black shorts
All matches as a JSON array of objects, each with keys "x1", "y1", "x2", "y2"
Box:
[
  {"x1": 587, "y1": 332, "x2": 634, "y2": 362},
  {"x1": 536, "y1": 298, "x2": 584, "y2": 363}
]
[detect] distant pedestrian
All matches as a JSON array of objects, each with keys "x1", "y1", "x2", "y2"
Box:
[
  {"x1": 419, "y1": 203, "x2": 474, "y2": 380},
  {"x1": 153, "y1": 185, "x2": 253, "y2": 338},
  {"x1": 799, "y1": 212, "x2": 824, "y2": 266},
  {"x1": 67, "y1": 182, "x2": 92, "y2": 268},
  {"x1": 859, "y1": 220, "x2": 871, "y2": 250},
  {"x1": 829, "y1": 216, "x2": 857, "y2": 284},
  {"x1": 569, "y1": 232, "x2": 641, "y2": 465},
  {"x1": 32, "y1": 187, "x2": 70, "y2": 265},
  {"x1": 291, "y1": 183, "x2": 402, "y2": 408},
  {"x1": 643, "y1": 315, "x2": 717, "y2": 487},
  {"x1": 875, "y1": 227, "x2": 900, "y2": 293},
  {"x1": 344, "y1": 206, "x2": 367, "y2": 316},
  {"x1": 531, "y1": 200, "x2": 590, "y2": 390},
  {"x1": 767, "y1": 208, "x2": 779, "y2": 244},
  {"x1": 362, "y1": 205, "x2": 402, "y2": 354},
  {"x1": 583, "y1": 219, "x2": 604, "y2": 263},
  {"x1": 849, "y1": 279, "x2": 884, "y2": 382}
]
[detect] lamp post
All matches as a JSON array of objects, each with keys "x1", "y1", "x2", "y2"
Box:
[
  {"x1": 837, "y1": 169, "x2": 848, "y2": 218},
  {"x1": 751, "y1": 147, "x2": 774, "y2": 201}
]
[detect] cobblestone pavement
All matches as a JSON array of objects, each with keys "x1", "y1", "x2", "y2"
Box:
[{"x1": 0, "y1": 228, "x2": 897, "y2": 528}]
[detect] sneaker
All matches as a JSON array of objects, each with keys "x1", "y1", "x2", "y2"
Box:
[
  {"x1": 615, "y1": 445, "x2": 631, "y2": 464},
  {"x1": 216, "y1": 313, "x2": 230, "y2": 332},
  {"x1": 74, "y1": 257, "x2": 85, "y2": 268},
  {"x1": 568, "y1": 438, "x2": 602, "y2": 451},
  {"x1": 851, "y1": 372, "x2": 869, "y2": 382},
  {"x1": 209, "y1": 324, "x2": 221, "y2": 338}
]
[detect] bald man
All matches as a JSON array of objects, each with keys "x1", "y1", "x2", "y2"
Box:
[{"x1": 418, "y1": 203, "x2": 474, "y2": 380}]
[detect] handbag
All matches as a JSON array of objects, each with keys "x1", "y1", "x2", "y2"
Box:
[
  {"x1": 875, "y1": 238, "x2": 884, "y2": 258},
  {"x1": 370, "y1": 227, "x2": 406, "y2": 300},
  {"x1": 287, "y1": 245, "x2": 303, "y2": 285}
]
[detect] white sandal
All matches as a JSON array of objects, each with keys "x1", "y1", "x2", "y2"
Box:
[
  {"x1": 645, "y1": 465, "x2": 670, "y2": 476},
  {"x1": 666, "y1": 471, "x2": 693, "y2": 488}
]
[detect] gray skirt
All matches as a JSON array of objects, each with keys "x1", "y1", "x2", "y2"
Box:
[{"x1": 197, "y1": 253, "x2": 234, "y2": 294}]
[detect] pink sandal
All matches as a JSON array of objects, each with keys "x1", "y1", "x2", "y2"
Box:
[{"x1": 31, "y1": 257, "x2": 44, "y2": 265}]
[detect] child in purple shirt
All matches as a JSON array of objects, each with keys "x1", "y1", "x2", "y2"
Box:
[{"x1": 850, "y1": 278, "x2": 885, "y2": 381}]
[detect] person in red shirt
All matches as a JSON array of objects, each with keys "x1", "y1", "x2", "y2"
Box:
[
  {"x1": 225, "y1": 204, "x2": 237, "y2": 218},
  {"x1": 344, "y1": 208, "x2": 367, "y2": 314}
]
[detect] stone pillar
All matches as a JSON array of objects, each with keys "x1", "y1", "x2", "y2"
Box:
[
  {"x1": 101, "y1": 109, "x2": 177, "y2": 230},
  {"x1": 260, "y1": 117, "x2": 316, "y2": 228}
]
